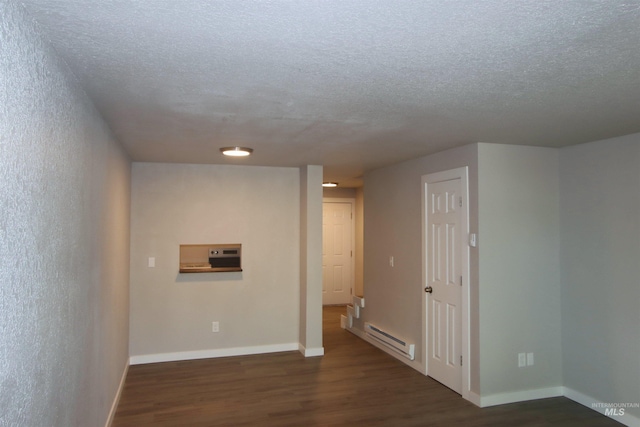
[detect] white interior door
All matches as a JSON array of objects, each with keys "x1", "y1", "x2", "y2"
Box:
[
  {"x1": 426, "y1": 177, "x2": 462, "y2": 394},
  {"x1": 322, "y1": 202, "x2": 353, "y2": 305}
]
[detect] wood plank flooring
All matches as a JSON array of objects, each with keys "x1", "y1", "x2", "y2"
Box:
[{"x1": 113, "y1": 306, "x2": 621, "y2": 426}]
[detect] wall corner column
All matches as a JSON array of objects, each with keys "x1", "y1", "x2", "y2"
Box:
[{"x1": 299, "y1": 165, "x2": 324, "y2": 357}]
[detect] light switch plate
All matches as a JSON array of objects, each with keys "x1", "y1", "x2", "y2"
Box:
[{"x1": 518, "y1": 353, "x2": 526, "y2": 367}]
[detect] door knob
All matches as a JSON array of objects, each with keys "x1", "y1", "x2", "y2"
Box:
[{"x1": 424, "y1": 286, "x2": 433, "y2": 293}]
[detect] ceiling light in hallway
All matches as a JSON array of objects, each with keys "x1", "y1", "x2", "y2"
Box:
[{"x1": 220, "y1": 147, "x2": 253, "y2": 157}]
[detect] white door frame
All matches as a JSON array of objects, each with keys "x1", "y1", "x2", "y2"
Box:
[
  {"x1": 421, "y1": 167, "x2": 471, "y2": 401},
  {"x1": 323, "y1": 198, "x2": 356, "y2": 302}
]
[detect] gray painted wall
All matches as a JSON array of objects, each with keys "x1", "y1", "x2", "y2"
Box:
[
  {"x1": 361, "y1": 142, "x2": 564, "y2": 400},
  {"x1": 360, "y1": 139, "x2": 639, "y2": 416},
  {"x1": 360, "y1": 143, "x2": 480, "y2": 388},
  {"x1": 0, "y1": 2, "x2": 131, "y2": 426},
  {"x1": 478, "y1": 144, "x2": 562, "y2": 396},
  {"x1": 560, "y1": 135, "x2": 640, "y2": 419},
  {"x1": 129, "y1": 163, "x2": 301, "y2": 358}
]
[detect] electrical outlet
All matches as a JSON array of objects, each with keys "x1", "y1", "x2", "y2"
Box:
[
  {"x1": 212, "y1": 321, "x2": 219, "y2": 333},
  {"x1": 518, "y1": 353, "x2": 526, "y2": 367},
  {"x1": 527, "y1": 352, "x2": 534, "y2": 366}
]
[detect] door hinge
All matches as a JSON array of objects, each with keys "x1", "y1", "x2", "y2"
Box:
[
  {"x1": 351, "y1": 250, "x2": 353, "y2": 257},
  {"x1": 460, "y1": 355, "x2": 463, "y2": 366},
  {"x1": 460, "y1": 275, "x2": 463, "y2": 286},
  {"x1": 459, "y1": 197, "x2": 462, "y2": 207}
]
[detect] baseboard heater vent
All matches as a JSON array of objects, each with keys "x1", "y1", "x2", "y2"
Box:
[{"x1": 364, "y1": 322, "x2": 415, "y2": 360}]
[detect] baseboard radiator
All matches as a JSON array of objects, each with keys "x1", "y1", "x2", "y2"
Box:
[{"x1": 364, "y1": 322, "x2": 415, "y2": 360}]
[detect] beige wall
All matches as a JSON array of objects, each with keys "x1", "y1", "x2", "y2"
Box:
[
  {"x1": 1, "y1": 2, "x2": 131, "y2": 425},
  {"x1": 129, "y1": 163, "x2": 302, "y2": 361},
  {"x1": 355, "y1": 187, "x2": 364, "y2": 297},
  {"x1": 323, "y1": 187, "x2": 357, "y2": 198},
  {"x1": 299, "y1": 166, "x2": 324, "y2": 355}
]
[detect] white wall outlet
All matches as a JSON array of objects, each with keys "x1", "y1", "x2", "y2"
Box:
[
  {"x1": 518, "y1": 353, "x2": 526, "y2": 367},
  {"x1": 527, "y1": 352, "x2": 534, "y2": 366},
  {"x1": 148, "y1": 257, "x2": 155, "y2": 268},
  {"x1": 212, "y1": 321, "x2": 219, "y2": 333},
  {"x1": 389, "y1": 256, "x2": 394, "y2": 267}
]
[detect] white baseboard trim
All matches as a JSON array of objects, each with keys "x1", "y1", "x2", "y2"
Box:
[
  {"x1": 467, "y1": 391, "x2": 482, "y2": 407},
  {"x1": 564, "y1": 387, "x2": 640, "y2": 427},
  {"x1": 105, "y1": 360, "x2": 129, "y2": 427},
  {"x1": 479, "y1": 386, "x2": 563, "y2": 407},
  {"x1": 130, "y1": 343, "x2": 299, "y2": 365},
  {"x1": 298, "y1": 343, "x2": 325, "y2": 357}
]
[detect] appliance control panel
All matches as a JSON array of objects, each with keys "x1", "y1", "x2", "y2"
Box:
[{"x1": 208, "y1": 244, "x2": 241, "y2": 269}]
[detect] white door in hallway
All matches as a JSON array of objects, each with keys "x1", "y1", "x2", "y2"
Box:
[
  {"x1": 426, "y1": 177, "x2": 462, "y2": 394},
  {"x1": 322, "y1": 202, "x2": 353, "y2": 305}
]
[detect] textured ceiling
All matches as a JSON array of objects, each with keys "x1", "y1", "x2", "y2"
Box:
[{"x1": 20, "y1": 0, "x2": 640, "y2": 187}]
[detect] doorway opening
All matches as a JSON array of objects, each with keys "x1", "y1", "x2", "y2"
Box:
[
  {"x1": 322, "y1": 199, "x2": 356, "y2": 306},
  {"x1": 422, "y1": 167, "x2": 471, "y2": 400}
]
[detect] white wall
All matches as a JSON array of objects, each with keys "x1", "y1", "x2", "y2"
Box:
[
  {"x1": 560, "y1": 135, "x2": 640, "y2": 421},
  {"x1": 129, "y1": 163, "x2": 301, "y2": 361},
  {"x1": 478, "y1": 144, "x2": 562, "y2": 398},
  {"x1": 361, "y1": 143, "x2": 480, "y2": 388},
  {"x1": 0, "y1": 2, "x2": 131, "y2": 426}
]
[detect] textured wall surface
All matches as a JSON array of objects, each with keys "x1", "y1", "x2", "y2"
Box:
[
  {"x1": 0, "y1": 1, "x2": 131, "y2": 426},
  {"x1": 129, "y1": 163, "x2": 299, "y2": 359}
]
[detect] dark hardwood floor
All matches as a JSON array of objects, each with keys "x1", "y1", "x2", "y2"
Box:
[{"x1": 113, "y1": 306, "x2": 620, "y2": 426}]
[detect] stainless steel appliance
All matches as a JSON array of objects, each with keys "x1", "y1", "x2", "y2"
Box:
[{"x1": 208, "y1": 245, "x2": 241, "y2": 269}]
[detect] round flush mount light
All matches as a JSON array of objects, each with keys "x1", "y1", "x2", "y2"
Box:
[
  {"x1": 322, "y1": 182, "x2": 338, "y2": 188},
  {"x1": 220, "y1": 146, "x2": 253, "y2": 157}
]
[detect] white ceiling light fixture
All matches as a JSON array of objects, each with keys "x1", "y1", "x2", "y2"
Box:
[
  {"x1": 322, "y1": 182, "x2": 338, "y2": 187},
  {"x1": 220, "y1": 146, "x2": 253, "y2": 157}
]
